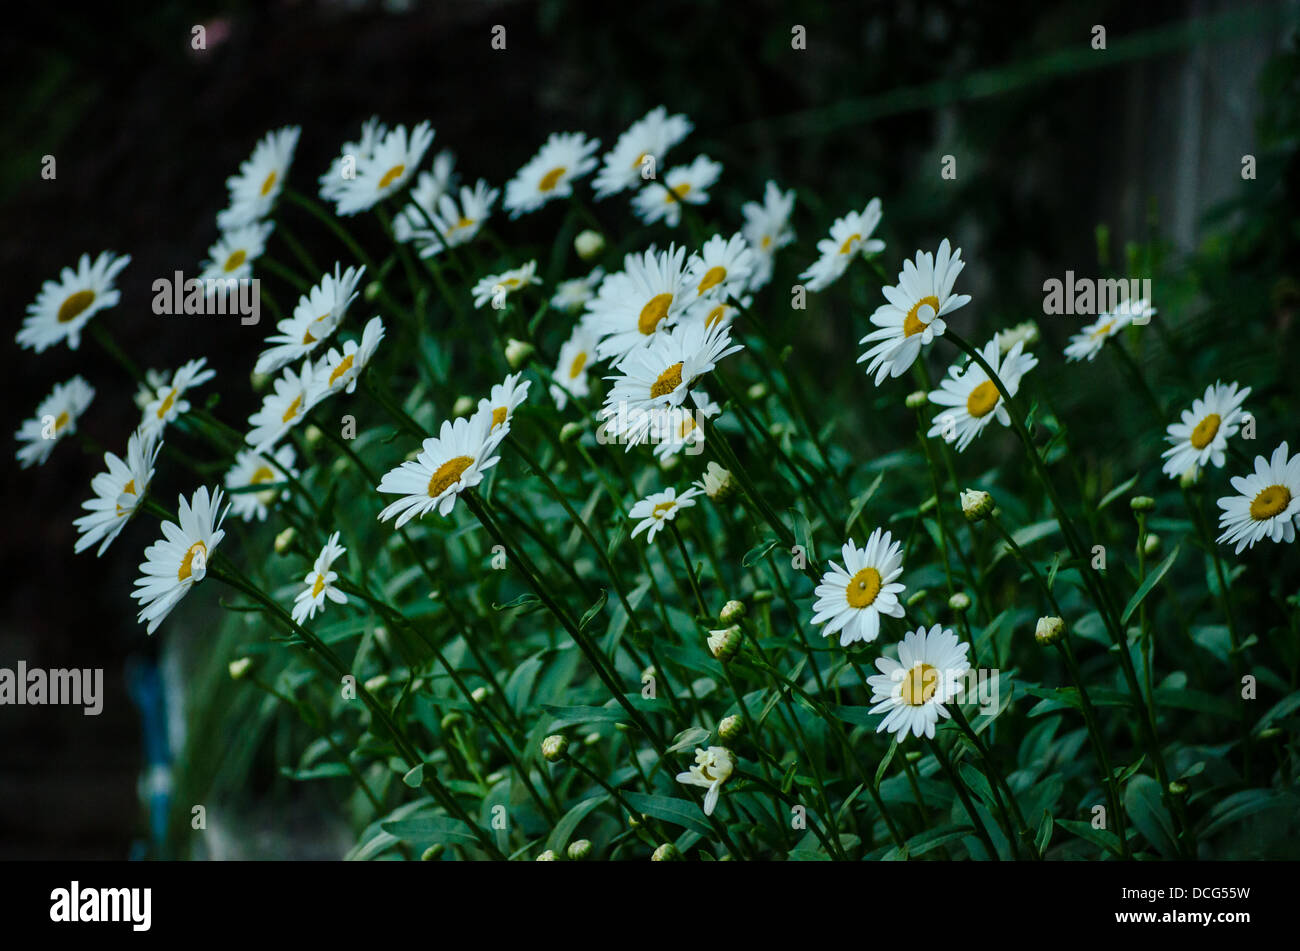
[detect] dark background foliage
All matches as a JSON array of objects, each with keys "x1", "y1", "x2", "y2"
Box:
[{"x1": 1, "y1": 0, "x2": 1293, "y2": 858}]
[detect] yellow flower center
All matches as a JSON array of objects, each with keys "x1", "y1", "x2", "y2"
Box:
[
  {"x1": 568, "y1": 351, "x2": 588, "y2": 379},
  {"x1": 1189, "y1": 413, "x2": 1221, "y2": 450},
  {"x1": 250, "y1": 466, "x2": 276, "y2": 484},
  {"x1": 1250, "y1": 484, "x2": 1292, "y2": 521},
  {"x1": 428, "y1": 455, "x2": 475, "y2": 497},
  {"x1": 839, "y1": 233, "x2": 861, "y2": 255},
  {"x1": 311, "y1": 575, "x2": 326, "y2": 598},
  {"x1": 57, "y1": 289, "x2": 96, "y2": 323},
  {"x1": 156, "y1": 389, "x2": 177, "y2": 419},
  {"x1": 705, "y1": 304, "x2": 728, "y2": 329},
  {"x1": 761, "y1": 234, "x2": 772, "y2": 249},
  {"x1": 491, "y1": 406, "x2": 508, "y2": 430},
  {"x1": 178, "y1": 541, "x2": 207, "y2": 582},
  {"x1": 903, "y1": 295, "x2": 940, "y2": 337},
  {"x1": 664, "y1": 182, "x2": 691, "y2": 204},
  {"x1": 377, "y1": 164, "x2": 406, "y2": 189},
  {"x1": 260, "y1": 170, "x2": 278, "y2": 196},
  {"x1": 651, "y1": 362, "x2": 684, "y2": 399},
  {"x1": 450, "y1": 216, "x2": 475, "y2": 233},
  {"x1": 538, "y1": 166, "x2": 566, "y2": 191},
  {"x1": 966, "y1": 380, "x2": 1000, "y2": 418},
  {"x1": 302, "y1": 330, "x2": 316, "y2": 345},
  {"x1": 845, "y1": 566, "x2": 882, "y2": 609},
  {"x1": 652, "y1": 500, "x2": 676, "y2": 519},
  {"x1": 900, "y1": 663, "x2": 938, "y2": 707},
  {"x1": 281, "y1": 394, "x2": 303, "y2": 424},
  {"x1": 54, "y1": 411, "x2": 70, "y2": 432},
  {"x1": 314, "y1": 311, "x2": 332, "y2": 323},
  {"x1": 638, "y1": 293, "x2": 673, "y2": 334},
  {"x1": 1090, "y1": 318, "x2": 1117, "y2": 341},
  {"x1": 328, "y1": 354, "x2": 355, "y2": 387},
  {"x1": 116, "y1": 479, "x2": 136, "y2": 516},
  {"x1": 697, "y1": 266, "x2": 727, "y2": 295},
  {"x1": 630, "y1": 151, "x2": 648, "y2": 169},
  {"x1": 223, "y1": 249, "x2": 247, "y2": 272}
]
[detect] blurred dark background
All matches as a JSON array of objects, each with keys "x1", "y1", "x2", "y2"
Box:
[{"x1": 1, "y1": 0, "x2": 1294, "y2": 858}]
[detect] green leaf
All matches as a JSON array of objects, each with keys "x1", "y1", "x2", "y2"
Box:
[
  {"x1": 403, "y1": 763, "x2": 425, "y2": 788},
  {"x1": 545, "y1": 796, "x2": 608, "y2": 852},
  {"x1": 667, "y1": 726, "x2": 712, "y2": 754},
  {"x1": 1036, "y1": 810, "x2": 1054, "y2": 854},
  {"x1": 1124, "y1": 774, "x2": 1179, "y2": 858},
  {"x1": 1199, "y1": 790, "x2": 1300, "y2": 838},
  {"x1": 1121, "y1": 545, "x2": 1180, "y2": 624},
  {"x1": 742, "y1": 538, "x2": 781, "y2": 567},
  {"x1": 1056, "y1": 818, "x2": 1123, "y2": 856},
  {"x1": 381, "y1": 815, "x2": 483, "y2": 849},
  {"x1": 1097, "y1": 474, "x2": 1140, "y2": 511},
  {"x1": 492, "y1": 592, "x2": 543, "y2": 613},
  {"x1": 579, "y1": 589, "x2": 609, "y2": 632},
  {"x1": 621, "y1": 791, "x2": 714, "y2": 836},
  {"x1": 541, "y1": 704, "x2": 628, "y2": 729},
  {"x1": 844, "y1": 472, "x2": 885, "y2": 536},
  {"x1": 875, "y1": 737, "x2": 899, "y2": 789}
]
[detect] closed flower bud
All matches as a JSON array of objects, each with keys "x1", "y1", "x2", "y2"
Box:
[
  {"x1": 505, "y1": 338, "x2": 534, "y2": 369},
  {"x1": 905, "y1": 390, "x2": 929, "y2": 409},
  {"x1": 660, "y1": 453, "x2": 680, "y2": 471},
  {"x1": 948, "y1": 592, "x2": 971, "y2": 613},
  {"x1": 1035, "y1": 615, "x2": 1066, "y2": 646},
  {"x1": 906, "y1": 589, "x2": 928, "y2": 607},
  {"x1": 995, "y1": 320, "x2": 1039, "y2": 353},
  {"x1": 751, "y1": 589, "x2": 774, "y2": 605},
  {"x1": 560, "y1": 421, "x2": 584, "y2": 443},
  {"x1": 583, "y1": 731, "x2": 601, "y2": 746},
  {"x1": 541, "y1": 734, "x2": 568, "y2": 763},
  {"x1": 250, "y1": 370, "x2": 271, "y2": 392},
  {"x1": 228, "y1": 657, "x2": 253, "y2": 680},
  {"x1": 652, "y1": 843, "x2": 682, "y2": 861},
  {"x1": 535, "y1": 849, "x2": 558, "y2": 862},
  {"x1": 960, "y1": 488, "x2": 995, "y2": 522},
  {"x1": 718, "y1": 714, "x2": 744, "y2": 742},
  {"x1": 719, "y1": 599, "x2": 746, "y2": 624},
  {"x1": 364, "y1": 280, "x2": 382, "y2": 302},
  {"x1": 452, "y1": 395, "x2": 476, "y2": 417},
  {"x1": 1168, "y1": 780, "x2": 1188, "y2": 796},
  {"x1": 1143, "y1": 533, "x2": 1161, "y2": 556},
  {"x1": 304, "y1": 424, "x2": 323, "y2": 447},
  {"x1": 707, "y1": 625, "x2": 742, "y2": 661},
  {"x1": 471, "y1": 686, "x2": 488, "y2": 703},
  {"x1": 1130, "y1": 495, "x2": 1156, "y2": 513},
  {"x1": 747, "y1": 382, "x2": 768, "y2": 401},
  {"x1": 566, "y1": 839, "x2": 593, "y2": 861},
  {"x1": 274, "y1": 526, "x2": 296, "y2": 554},
  {"x1": 364, "y1": 674, "x2": 388, "y2": 692},
  {"x1": 698, "y1": 461, "x2": 735, "y2": 501},
  {"x1": 574, "y1": 229, "x2": 605, "y2": 260}
]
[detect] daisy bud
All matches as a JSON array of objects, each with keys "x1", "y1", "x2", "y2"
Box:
[
  {"x1": 718, "y1": 714, "x2": 744, "y2": 742},
  {"x1": 1144, "y1": 533, "x2": 1162, "y2": 556},
  {"x1": 652, "y1": 843, "x2": 682, "y2": 862},
  {"x1": 659, "y1": 453, "x2": 680, "y2": 472},
  {"x1": 905, "y1": 390, "x2": 928, "y2": 409},
  {"x1": 304, "y1": 424, "x2": 323, "y2": 447},
  {"x1": 535, "y1": 850, "x2": 558, "y2": 862},
  {"x1": 948, "y1": 592, "x2": 971, "y2": 613},
  {"x1": 560, "y1": 421, "x2": 584, "y2": 443},
  {"x1": 364, "y1": 280, "x2": 382, "y2": 302},
  {"x1": 421, "y1": 844, "x2": 444, "y2": 861},
  {"x1": 628, "y1": 813, "x2": 646, "y2": 828},
  {"x1": 1169, "y1": 780, "x2": 1188, "y2": 796},
  {"x1": 1179, "y1": 466, "x2": 1201, "y2": 489},
  {"x1": 1035, "y1": 615, "x2": 1066, "y2": 646},
  {"x1": 567, "y1": 839, "x2": 593, "y2": 861},
  {"x1": 1130, "y1": 495, "x2": 1156, "y2": 513},
  {"x1": 719, "y1": 599, "x2": 746, "y2": 624},
  {"x1": 904, "y1": 749, "x2": 923, "y2": 763},
  {"x1": 747, "y1": 382, "x2": 768, "y2": 401},
  {"x1": 699, "y1": 461, "x2": 736, "y2": 501},
  {"x1": 505, "y1": 338, "x2": 534, "y2": 369},
  {"x1": 582, "y1": 731, "x2": 601, "y2": 747},
  {"x1": 541, "y1": 734, "x2": 568, "y2": 763},
  {"x1": 574, "y1": 229, "x2": 605, "y2": 260},
  {"x1": 960, "y1": 488, "x2": 995, "y2": 522},
  {"x1": 641, "y1": 664, "x2": 657, "y2": 682},
  {"x1": 752, "y1": 589, "x2": 774, "y2": 605},
  {"x1": 486, "y1": 770, "x2": 505, "y2": 785},
  {"x1": 274, "y1": 526, "x2": 296, "y2": 554},
  {"x1": 228, "y1": 657, "x2": 253, "y2": 680},
  {"x1": 995, "y1": 320, "x2": 1039, "y2": 353},
  {"x1": 906, "y1": 589, "x2": 928, "y2": 607},
  {"x1": 471, "y1": 686, "x2": 488, "y2": 703},
  {"x1": 707, "y1": 626, "x2": 742, "y2": 661},
  {"x1": 365, "y1": 674, "x2": 388, "y2": 692},
  {"x1": 250, "y1": 370, "x2": 271, "y2": 392},
  {"x1": 452, "y1": 395, "x2": 475, "y2": 417}
]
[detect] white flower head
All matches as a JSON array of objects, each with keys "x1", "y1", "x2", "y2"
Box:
[
  {"x1": 140, "y1": 357, "x2": 218, "y2": 439},
  {"x1": 1161, "y1": 381, "x2": 1251, "y2": 480},
  {"x1": 684, "y1": 233, "x2": 754, "y2": 302},
  {"x1": 255, "y1": 263, "x2": 366, "y2": 375},
  {"x1": 217, "y1": 126, "x2": 301, "y2": 229},
  {"x1": 319, "y1": 116, "x2": 389, "y2": 202},
  {"x1": 1216, "y1": 442, "x2": 1300, "y2": 554},
  {"x1": 550, "y1": 322, "x2": 599, "y2": 410},
  {"x1": 799, "y1": 199, "x2": 885, "y2": 292},
  {"x1": 504, "y1": 132, "x2": 600, "y2": 218},
  {"x1": 652, "y1": 389, "x2": 719, "y2": 462},
  {"x1": 246, "y1": 359, "x2": 323, "y2": 453},
  {"x1": 392, "y1": 150, "x2": 460, "y2": 244},
  {"x1": 631, "y1": 155, "x2": 721, "y2": 227},
  {"x1": 292, "y1": 531, "x2": 349, "y2": 624},
  {"x1": 1063, "y1": 297, "x2": 1156, "y2": 362},
  {"x1": 331, "y1": 121, "x2": 436, "y2": 216},
  {"x1": 551, "y1": 267, "x2": 605, "y2": 315},
  {"x1": 132, "y1": 486, "x2": 229, "y2": 635},
  {"x1": 74, "y1": 428, "x2": 162, "y2": 556},
  {"x1": 224, "y1": 444, "x2": 298, "y2": 522},
  {"x1": 811, "y1": 529, "x2": 906, "y2": 645},
  {"x1": 16, "y1": 376, "x2": 95, "y2": 469},
  {"x1": 628, "y1": 485, "x2": 702, "y2": 544},
  {"x1": 472, "y1": 261, "x2": 541, "y2": 309},
  {"x1": 867, "y1": 625, "x2": 971, "y2": 739},
  {"x1": 18, "y1": 251, "x2": 131, "y2": 353},
  {"x1": 199, "y1": 221, "x2": 275, "y2": 284},
  {"x1": 675, "y1": 746, "x2": 734, "y2": 816},
  {"x1": 376, "y1": 409, "x2": 503, "y2": 527},
  {"x1": 586, "y1": 244, "x2": 692, "y2": 361},
  {"x1": 926, "y1": 337, "x2": 1038, "y2": 452},
  {"x1": 740, "y1": 181, "x2": 796, "y2": 291},
  {"x1": 410, "y1": 179, "x2": 498, "y2": 258},
  {"x1": 478, "y1": 371, "x2": 532, "y2": 441},
  {"x1": 592, "y1": 106, "x2": 693, "y2": 199},
  {"x1": 317, "y1": 316, "x2": 386, "y2": 397}
]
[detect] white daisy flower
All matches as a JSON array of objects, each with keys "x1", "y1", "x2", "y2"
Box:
[
  {"x1": 377, "y1": 409, "x2": 503, "y2": 527},
  {"x1": 592, "y1": 106, "x2": 693, "y2": 199},
  {"x1": 331, "y1": 121, "x2": 436, "y2": 216},
  {"x1": 601, "y1": 319, "x2": 742, "y2": 446},
  {"x1": 478, "y1": 372, "x2": 532, "y2": 442},
  {"x1": 675, "y1": 746, "x2": 734, "y2": 816},
  {"x1": 867, "y1": 624, "x2": 971, "y2": 740},
  {"x1": 628, "y1": 486, "x2": 702, "y2": 544},
  {"x1": 133, "y1": 368, "x2": 169, "y2": 412},
  {"x1": 216, "y1": 126, "x2": 301, "y2": 230},
  {"x1": 391, "y1": 151, "x2": 461, "y2": 244},
  {"x1": 199, "y1": 221, "x2": 274, "y2": 284},
  {"x1": 246, "y1": 359, "x2": 322, "y2": 452},
  {"x1": 73, "y1": 428, "x2": 161, "y2": 556},
  {"x1": 254, "y1": 263, "x2": 365, "y2": 375},
  {"x1": 319, "y1": 116, "x2": 388, "y2": 203},
  {"x1": 810, "y1": 529, "x2": 907, "y2": 646},
  {"x1": 585, "y1": 245, "x2": 692, "y2": 360},
  {"x1": 132, "y1": 486, "x2": 229, "y2": 636},
  {"x1": 1161, "y1": 380, "x2": 1251, "y2": 480},
  {"x1": 471, "y1": 260, "x2": 541, "y2": 309},
  {"x1": 1216, "y1": 442, "x2": 1300, "y2": 554},
  {"x1": 684, "y1": 233, "x2": 754, "y2": 302},
  {"x1": 408, "y1": 179, "x2": 498, "y2": 258},
  {"x1": 1063, "y1": 297, "x2": 1157, "y2": 362},
  {"x1": 857, "y1": 238, "x2": 972, "y2": 384},
  {"x1": 651, "y1": 389, "x2": 719, "y2": 462},
  {"x1": 631, "y1": 155, "x2": 721, "y2": 228},
  {"x1": 292, "y1": 531, "x2": 349, "y2": 625},
  {"x1": 503, "y1": 132, "x2": 601, "y2": 218},
  {"x1": 18, "y1": 251, "x2": 131, "y2": 353},
  {"x1": 15, "y1": 376, "x2": 95, "y2": 469},
  {"x1": 140, "y1": 357, "x2": 217, "y2": 439},
  {"x1": 799, "y1": 199, "x2": 885, "y2": 293},
  {"x1": 686, "y1": 294, "x2": 750, "y2": 333},
  {"x1": 551, "y1": 267, "x2": 605, "y2": 314},
  {"x1": 926, "y1": 337, "x2": 1038, "y2": 452},
  {"x1": 995, "y1": 320, "x2": 1039, "y2": 354},
  {"x1": 740, "y1": 181, "x2": 796, "y2": 291},
  {"x1": 224, "y1": 445, "x2": 298, "y2": 522},
  {"x1": 550, "y1": 322, "x2": 599, "y2": 410},
  {"x1": 317, "y1": 316, "x2": 386, "y2": 397}
]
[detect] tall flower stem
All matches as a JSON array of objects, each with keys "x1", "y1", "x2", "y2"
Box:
[{"x1": 924, "y1": 734, "x2": 1001, "y2": 860}]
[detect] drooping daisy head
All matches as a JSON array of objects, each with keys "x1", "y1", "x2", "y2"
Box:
[
  {"x1": 628, "y1": 485, "x2": 702, "y2": 544},
  {"x1": 685, "y1": 233, "x2": 754, "y2": 302},
  {"x1": 472, "y1": 261, "x2": 541, "y2": 309},
  {"x1": 332, "y1": 121, "x2": 436, "y2": 216},
  {"x1": 217, "y1": 126, "x2": 301, "y2": 230},
  {"x1": 550, "y1": 321, "x2": 599, "y2": 410},
  {"x1": 140, "y1": 357, "x2": 217, "y2": 439},
  {"x1": 413, "y1": 179, "x2": 498, "y2": 258},
  {"x1": 477, "y1": 372, "x2": 532, "y2": 441},
  {"x1": 18, "y1": 251, "x2": 131, "y2": 353},
  {"x1": 674, "y1": 745, "x2": 734, "y2": 816},
  {"x1": 926, "y1": 336, "x2": 1038, "y2": 452},
  {"x1": 551, "y1": 267, "x2": 605, "y2": 315},
  {"x1": 799, "y1": 199, "x2": 885, "y2": 293},
  {"x1": 867, "y1": 624, "x2": 971, "y2": 740},
  {"x1": 224, "y1": 444, "x2": 297, "y2": 522},
  {"x1": 858, "y1": 238, "x2": 971, "y2": 385},
  {"x1": 740, "y1": 181, "x2": 796, "y2": 291},
  {"x1": 199, "y1": 221, "x2": 275, "y2": 284},
  {"x1": 246, "y1": 359, "x2": 322, "y2": 453},
  {"x1": 132, "y1": 486, "x2": 229, "y2": 635},
  {"x1": 376, "y1": 410, "x2": 503, "y2": 527},
  {"x1": 586, "y1": 244, "x2": 691, "y2": 361},
  {"x1": 651, "y1": 389, "x2": 719, "y2": 462},
  {"x1": 1161, "y1": 380, "x2": 1251, "y2": 480},
  {"x1": 317, "y1": 316, "x2": 386, "y2": 397},
  {"x1": 255, "y1": 263, "x2": 366, "y2": 375},
  {"x1": 73, "y1": 428, "x2": 161, "y2": 556},
  {"x1": 292, "y1": 530, "x2": 350, "y2": 625},
  {"x1": 319, "y1": 116, "x2": 389, "y2": 202},
  {"x1": 631, "y1": 155, "x2": 722, "y2": 228},
  {"x1": 811, "y1": 528, "x2": 907, "y2": 646},
  {"x1": 504, "y1": 132, "x2": 601, "y2": 218},
  {"x1": 592, "y1": 106, "x2": 694, "y2": 199},
  {"x1": 1063, "y1": 297, "x2": 1156, "y2": 363},
  {"x1": 1216, "y1": 442, "x2": 1300, "y2": 554},
  {"x1": 15, "y1": 375, "x2": 96, "y2": 469}
]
